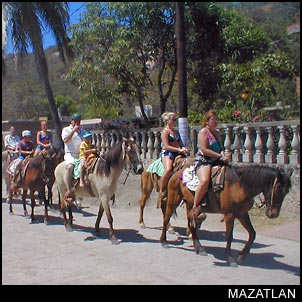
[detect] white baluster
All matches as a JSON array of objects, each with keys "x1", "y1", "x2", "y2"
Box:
[
  {"x1": 232, "y1": 126, "x2": 242, "y2": 163},
  {"x1": 254, "y1": 127, "x2": 264, "y2": 163},
  {"x1": 147, "y1": 131, "x2": 154, "y2": 160},
  {"x1": 154, "y1": 131, "x2": 161, "y2": 159},
  {"x1": 224, "y1": 126, "x2": 232, "y2": 159},
  {"x1": 289, "y1": 125, "x2": 300, "y2": 165},
  {"x1": 265, "y1": 126, "x2": 275, "y2": 163},
  {"x1": 277, "y1": 126, "x2": 289, "y2": 164},
  {"x1": 141, "y1": 130, "x2": 147, "y2": 160},
  {"x1": 243, "y1": 126, "x2": 253, "y2": 163}
]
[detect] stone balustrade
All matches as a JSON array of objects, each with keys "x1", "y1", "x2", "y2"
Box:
[{"x1": 91, "y1": 120, "x2": 300, "y2": 166}]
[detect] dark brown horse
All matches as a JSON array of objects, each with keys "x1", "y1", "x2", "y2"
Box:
[
  {"x1": 6, "y1": 146, "x2": 61, "y2": 224},
  {"x1": 138, "y1": 155, "x2": 194, "y2": 229},
  {"x1": 160, "y1": 164, "x2": 293, "y2": 266}
]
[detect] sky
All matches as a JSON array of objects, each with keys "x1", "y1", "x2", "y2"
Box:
[{"x1": 5, "y1": 2, "x2": 87, "y2": 54}]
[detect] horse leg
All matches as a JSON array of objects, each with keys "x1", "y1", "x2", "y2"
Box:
[
  {"x1": 29, "y1": 190, "x2": 37, "y2": 223},
  {"x1": 62, "y1": 206, "x2": 73, "y2": 231},
  {"x1": 160, "y1": 189, "x2": 180, "y2": 248},
  {"x1": 102, "y1": 198, "x2": 119, "y2": 245},
  {"x1": 224, "y1": 213, "x2": 237, "y2": 267},
  {"x1": 59, "y1": 194, "x2": 73, "y2": 231},
  {"x1": 159, "y1": 192, "x2": 175, "y2": 234},
  {"x1": 40, "y1": 188, "x2": 50, "y2": 225},
  {"x1": 22, "y1": 188, "x2": 29, "y2": 217},
  {"x1": 138, "y1": 190, "x2": 150, "y2": 228},
  {"x1": 8, "y1": 190, "x2": 14, "y2": 215},
  {"x1": 236, "y1": 213, "x2": 256, "y2": 264},
  {"x1": 47, "y1": 183, "x2": 54, "y2": 210},
  {"x1": 95, "y1": 203, "x2": 104, "y2": 236}
]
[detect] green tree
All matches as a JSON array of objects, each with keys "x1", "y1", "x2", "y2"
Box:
[
  {"x1": 2, "y1": 2, "x2": 73, "y2": 147},
  {"x1": 68, "y1": 2, "x2": 177, "y2": 123}
]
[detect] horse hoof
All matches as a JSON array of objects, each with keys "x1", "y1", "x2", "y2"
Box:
[
  {"x1": 65, "y1": 224, "x2": 73, "y2": 232},
  {"x1": 110, "y1": 236, "x2": 120, "y2": 245},
  {"x1": 44, "y1": 219, "x2": 50, "y2": 225},
  {"x1": 9, "y1": 211, "x2": 14, "y2": 215},
  {"x1": 161, "y1": 242, "x2": 170, "y2": 249},
  {"x1": 198, "y1": 247, "x2": 207, "y2": 256},
  {"x1": 228, "y1": 257, "x2": 238, "y2": 267},
  {"x1": 30, "y1": 219, "x2": 38, "y2": 224},
  {"x1": 139, "y1": 223, "x2": 146, "y2": 229},
  {"x1": 24, "y1": 211, "x2": 28, "y2": 217},
  {"x1": 236, "y1": 255, "x2": 245, "y2": 265}
]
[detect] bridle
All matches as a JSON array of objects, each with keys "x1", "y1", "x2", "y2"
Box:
[
  {"x1": 229, "y1": 164, "x2": 281, "y2": 210},
  {"x1": 257, "y1": 175, "x2": 279, "y2": 209},
  {"x1": 122, "y1": 140, "x2": 141, "y2": 184}
]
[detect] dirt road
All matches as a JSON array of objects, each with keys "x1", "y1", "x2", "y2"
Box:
[{"x1": 2, "y1": 173, "x2": 300, "y2": 285}]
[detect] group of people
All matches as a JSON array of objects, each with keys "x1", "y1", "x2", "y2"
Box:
[
  {"x1": 5, "y1": 121, "x2": 53, "y2": 185},
  {"x1": 5, "y1": 121, "x2": 52, "y2": 161},
  {"x1": 159, "y1": 110, "x2": 230, "y2": 222},
  {"x1": 4, "y1": 109, "x2": 228, "y2": 221},
  {"x1": 5, "y1": 114, "x2": 96, "y2": 196}
]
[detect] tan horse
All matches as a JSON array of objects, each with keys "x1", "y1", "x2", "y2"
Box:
[
  {"x1": 160, "y1": 164, "x2": 293, "y2": 266},
  {"x1": 54, "y1": 138, "x2": 144, "y2": 244},
  {"x1": 138, "y1": 155, "x2": 194, "y2": 230}
]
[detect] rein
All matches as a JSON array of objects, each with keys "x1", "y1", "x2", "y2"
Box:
[{"x1": 121, "y1": 141, "x2": 136, "y2": 185}]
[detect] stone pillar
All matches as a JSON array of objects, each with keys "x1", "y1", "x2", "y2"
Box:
[
  {"x1": 265, "y1": 126, "x2": 275, "y2": 163},
  {"x1": 254, "y1": 127, "x2": 264, "y2": 163},
  {"x1": 289, "y1": 125, "x2": 300, "y2": 165},
  {"x1": 277, "y1": 125, "x2": 289, "y2": 164},
  {"x1": 243, "y1": 126, "x2": 253, "y2": 163},
  {"x1": 232, "y1": 126, "x2": 242, "y2": 163}
]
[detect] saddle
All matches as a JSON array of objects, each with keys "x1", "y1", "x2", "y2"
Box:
[
  {"x1": 14, "y1": 156, "x2": 32, "y2": 183},
  {"x1": 182, "y1": 165, "x2": 226, "y2": 193},
  {"x1": 76, "y1": 156, "x2": 100, "y2": 197}
]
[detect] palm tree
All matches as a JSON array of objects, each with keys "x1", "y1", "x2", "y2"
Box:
[{"x1": 2, "y1": 2, "x2": 74, "y2": 147}]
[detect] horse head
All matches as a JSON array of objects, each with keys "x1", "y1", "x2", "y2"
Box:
[
  {"x1": 122, "y1": 137, "x2": 144, "y2": 175},
  {"x1": 264, "y1": 167, "x2": 293, "y2": 219}
]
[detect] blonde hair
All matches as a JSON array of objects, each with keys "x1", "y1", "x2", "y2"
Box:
[
  {"x1": 162, "y1": 112, "x2": 176, "y2": 125},
  {"x1": 201, "y1": 110, "x2": 217, "y2": 128}
]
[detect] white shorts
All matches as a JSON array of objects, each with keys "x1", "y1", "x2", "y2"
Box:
[{"x1": 64, "y1": 152, "x2": 79, "y2": 166}]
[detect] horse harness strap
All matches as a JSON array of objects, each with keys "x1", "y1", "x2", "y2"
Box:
[{"x1": 270, "y1": 175, "x2": 279, "y2": 206}]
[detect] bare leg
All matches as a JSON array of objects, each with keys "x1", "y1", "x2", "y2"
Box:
[
  {"x1": 189, "y1": 165, "x2": 211, "y2": 225},
  {"x1": 79, "y1": 159, "x2": 85, "y2": 187}
]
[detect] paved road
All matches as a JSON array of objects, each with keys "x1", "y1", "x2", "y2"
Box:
[{"x1": 2, "y1": 176, "x2": 300, "y2": 285}]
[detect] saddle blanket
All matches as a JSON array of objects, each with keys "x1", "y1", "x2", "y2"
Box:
[
  {"x1": 146, "y1": 158, "x2": 165, "y2": 177},
  {"x1": 73, "y1": 158, "x2": 81, "y2": 179},
  {"x1": 181, "y1": 165, "x2": 225, "y2": 192}
]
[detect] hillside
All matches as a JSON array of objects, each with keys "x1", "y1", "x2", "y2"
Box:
[{"x1": 2, "y1": 2, "x2": 300, "y2": 121}]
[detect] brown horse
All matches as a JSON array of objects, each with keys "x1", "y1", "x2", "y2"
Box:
[
  {"x1": 6, "y1": 146, "x2": 61, "y2": 224},
  {"x1": 160, "y1": 164, "x2": 293, "y2": 266},
  {"x1": 54, "y1": 138, "x2": 144, "y2": 244},
  {"x1": 138, "y1": 155, "x2": 194, "y2": 229}
]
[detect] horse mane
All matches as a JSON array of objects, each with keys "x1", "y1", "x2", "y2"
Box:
[
  {"x1": 28, "y1": 155, "x2": 45, "y2": 169},
  {"x1": 228, "y1": 164, "x2": 280, "y2": 194},
  {"x1": 96, "y1": 142, "x2": 123, "y2": 177}
]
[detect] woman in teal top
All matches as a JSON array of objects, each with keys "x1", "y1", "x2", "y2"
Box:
[{"x1": 190, "y1": 110, "x2": 230, "y2": 223}]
